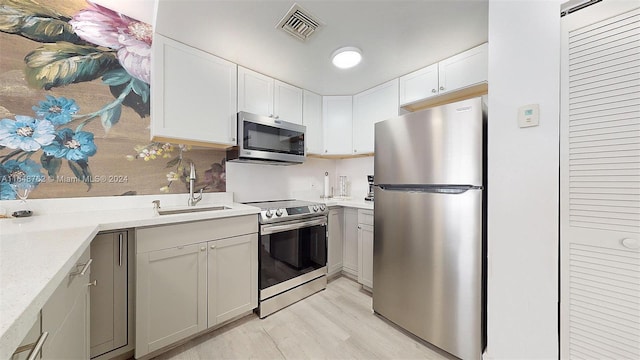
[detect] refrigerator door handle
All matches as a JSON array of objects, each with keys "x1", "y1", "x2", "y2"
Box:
[{"x1": 376, "y1": 184, "x2": 482, "y2": 194}]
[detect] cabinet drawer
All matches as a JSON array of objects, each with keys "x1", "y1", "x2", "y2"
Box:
[
  {"x1": 358, "y1": 210, "x2": 374, "y2": 226},
  {"x1": 136, "y1": 215, "x2": 258, "y2": 253}
]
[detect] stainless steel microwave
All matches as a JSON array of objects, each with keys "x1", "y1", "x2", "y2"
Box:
[{"x1": 226, "y1": 112, "x2": 306, "y2": 165}]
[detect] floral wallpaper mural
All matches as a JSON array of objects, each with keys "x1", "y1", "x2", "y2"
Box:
[{"x1": 0, "y1": 0, "x2": 227, "y2": 200}]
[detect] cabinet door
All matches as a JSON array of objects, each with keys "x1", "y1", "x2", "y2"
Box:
[
  {"x1": 207, "y1": 234, "x2": 258, "y2": 327},
  {"x1": 399, "y1": 63, "x2": 439, "y2": 105},
  {"x1": 328, "y1": 208, "x2": 344, "y2": 277},
  {"x1": 358, "y1": 224, "x2": 374, "y2": 289},
  {"x1": 90, "y1": 232, "x2": 128, "y2": 358},
  {"x1": 353, "y1": 79, "x2": 399, "y2": 154},
  {"x1": 303, "y1": 90, "x2": 323, "y2": 154},
  {"x1": 438, "y1": 43, "x2": 488, "y2": 95},
  {"x1": 135, "y1": 243, "x2": 207, "y2": 358},
  {"x1": 42, "y1": 248, "x2": 91, "y2": 360},
  {"x1": 274, "y1": 80, "x2": 303, "y2": 124},
  {"x1": 323, "y1": 96, "x2": 353, "y2": 155},
  {"x1": 238, "y1": 66, "x2": 274, "y2": 117},
  {"x1": 342, "y1": 208, "x2": 359, "y2": 276},
  {"x1": 152, "y1": 34, "x2": 237, "y2": 145}
]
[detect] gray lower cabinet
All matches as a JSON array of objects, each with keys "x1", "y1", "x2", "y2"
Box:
[
  {"x1": 135, "y1": 216, "x2": 258, "y2": 358},
  {"x1": 342, "y1": 208, "x2": 359, "y2": 277},
  {"x1": 42, "y1": 248, "x2": 91, "y2": 359},
  {"x1": 90, "y1": 230, "x2": 133, "y2": 359},
  {"x1": 207, "y1": 234, "x2": 258, "y2": 327},
  {"x1": 357, "y1": 210, "x2": 374, "y2": 289},
  {"x1": 327, "y1": 208, "x2": 344, "y2": 277}
]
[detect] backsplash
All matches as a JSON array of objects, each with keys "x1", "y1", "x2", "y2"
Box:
[{"x1": 0, "y1": 0, "x2": 226, "y2": 200}]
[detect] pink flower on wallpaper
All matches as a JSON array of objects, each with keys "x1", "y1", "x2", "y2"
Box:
[{"x1": 70, "y1": 1, "x2": 152, "y2": 84}]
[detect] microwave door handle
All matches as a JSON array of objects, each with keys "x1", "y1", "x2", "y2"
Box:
[{"x1": 261, "y1": 218, "x2": 327, "y2": 235}]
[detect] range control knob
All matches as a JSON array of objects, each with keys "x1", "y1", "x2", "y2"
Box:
[
  {"x1": 275, "y1": 209, "x2": 284, "y2": 217},
  {"x1": 313, "y1": 205, "x2": 319, "y2": 212},
  {"x1": 319, "y1": 204, "x2": 326, "y2": 211},
  {"x1": 265, "y1": 209, "x2": 274, "y2": 218}
]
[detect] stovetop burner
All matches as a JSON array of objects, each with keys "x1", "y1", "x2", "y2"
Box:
[{"x1": 245, "y1": 199, "x2": 328, "y2": 224}]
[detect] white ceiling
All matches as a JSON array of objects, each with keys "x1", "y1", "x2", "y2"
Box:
[{"x1": 156, "y1": 0, "x2": 488, "y2": 95}]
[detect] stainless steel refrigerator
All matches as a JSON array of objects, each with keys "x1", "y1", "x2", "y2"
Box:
[{"x1": 373, "y1": 97, "x2": 486, "y2": 360}]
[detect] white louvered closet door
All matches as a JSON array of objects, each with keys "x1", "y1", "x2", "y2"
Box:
[{"x1": 561, "y1": 1, "x2": 640, "y2": 359}]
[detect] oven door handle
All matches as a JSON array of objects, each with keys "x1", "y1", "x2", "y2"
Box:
[{"x1": 261, "y1": 217, "x2": 327, "y2": 235}]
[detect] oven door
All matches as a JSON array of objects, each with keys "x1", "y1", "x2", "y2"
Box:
[{"x1": 259, "y1": 216, "x2": 327, "y2": 297}]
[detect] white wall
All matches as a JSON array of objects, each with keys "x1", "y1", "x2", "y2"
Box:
[
  {"x1": 335, "y1": 157, "x2": 374, "y2": 200},
  {"x1": 226, "y1": 156, "x2": 374, "y2": 203},
  {"x1": 92, "y1": 0, "x2": 156, "y2": 24},
  {"x1": 486, "y1": 1, "x2": 560, "y2": 359},
  {"x1": 226, "y1": 158, "x2": 335, "y2": 203}
]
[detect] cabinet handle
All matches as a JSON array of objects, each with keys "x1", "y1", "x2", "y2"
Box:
[
  {"x1": 200, "y1": 246, "x2": 206, "y2": 252},
  {"x1": 269, "y1": 114, "x2": 274, "y2": 118},
  {"x1": 432, "y1": 89, "x2": 436, "y2": 93},
  {"x1": 231, "y1": 137, "x2": 236, "y2": 142},
  {"x1": 118, "y1": 233, "x2": 123, "y2": 267},
  {"x1": 275, "y1": 115, "x2": 279, "y2": 119},
  {"x1": 325, "y1": 150, "x2": 328, "y2": 153},
  {"x1": 354, "y1": 149, "x2": 357, "y2": 153},
  {"x1": 25, "y1": 331, "x2": 48, "y2": 360},
  {"x1": 621, "y1": 238, "x2": 639, "y2": 249},
  {"x1": 72, "y1": 258, "x2": 92, "y2": 276},
  {"x1": 87, "y1": 280, "x2": 97, "y2": 287},
  {"x1": 439, "y1": 86, "x2": 445, "y2": 91},
  {"x1": 210, "y1": 245, "x2": 216, "y2": 249}
]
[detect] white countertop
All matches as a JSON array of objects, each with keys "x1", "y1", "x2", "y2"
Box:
[{"x1": 0, "y1": 193, "x2": 260, "y2": 359}]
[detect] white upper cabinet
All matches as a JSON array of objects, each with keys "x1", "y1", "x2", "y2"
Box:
[
  {"x1": 152, "y1": 34, "x2": 237, "y2": 146},
  {"x1": 352, "y1": 79, "x2": 399, "y2": 154},
  {"x1": 399, "y1": 43, "x2": 488, "y2": 107},
  {"x1": 274, "y1": 80, "x2": 303, "y2": 124},
  {"x1": 322, "y1": 96, "x2": 353, "y2": 155},
  {"x1": 238, "y1": 67, "x2": 273, "y2": 117},
  {"x1": 399, "y1": 63, "x2": 439, "y2": 105},
  {"x1": 238, "y1": 67, "x2": 303, "y2": 124},
  {"x1": 303, "y1": 90, "x2": 323, "y2": 154},
  {"x1": 438, "y1": 43, "x2": 488, "y2": 95}
]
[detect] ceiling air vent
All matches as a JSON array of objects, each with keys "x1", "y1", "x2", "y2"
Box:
[{"x1": 276, "y1": 3, "x2": 323, "y2": 42}]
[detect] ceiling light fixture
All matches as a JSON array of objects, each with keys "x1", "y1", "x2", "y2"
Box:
[{"x1": 331, "y1": 47, "x2": 362, "y2": 69}]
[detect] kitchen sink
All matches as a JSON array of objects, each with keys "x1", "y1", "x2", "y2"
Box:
[{"x1": 157, "y1": 205, "x2": 231, "y2": 215}]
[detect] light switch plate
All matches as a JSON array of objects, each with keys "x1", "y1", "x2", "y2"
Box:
[{"x1": 518, "y1": 104, "x2": 539, "y2": 128}]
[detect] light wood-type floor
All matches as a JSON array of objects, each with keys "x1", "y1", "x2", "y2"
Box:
[{"x1": 153, "y1": 277, "x2": 453, "y2": 360}]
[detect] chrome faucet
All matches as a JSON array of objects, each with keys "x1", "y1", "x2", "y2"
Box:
[{"x1": 188, "y1": 162, "x2": 203, "y2": 206}]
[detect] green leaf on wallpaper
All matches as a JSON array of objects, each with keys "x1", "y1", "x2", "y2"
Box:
[
  {"x1": 131, "y1": 78, "x2": 150, "y2": 103},
  {"x1": 165, "y1": 157, "x2": 180, "y2": 168},
  {"x1": 0, "y1": 0, "x2": 69, "y2": 22},
  {"x1": 68, "y1": 159, "x2": 92, "y2": 190},
  {"x1": 19, "y1": 16, "x2": 81, "y2": 43},
  {"x1": 24, "y1": 42, "x2": 118, "y2": 90},
  {"x1": 102, "y1": 68, "x2": 131, "y2": 86},
  {"x1": 0, "y1": 1, "x2": 68, "y2": 32},
  {"x1": 100, "y1": 103, "x2": 122, "y2": 132},
  {"x1": 40, "y1": 153, "x2": 61, "y2": 178}
]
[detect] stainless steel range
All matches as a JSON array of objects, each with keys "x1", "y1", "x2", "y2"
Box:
[{"x1": 247, "y1": 200, "x2": 328, "y2": 318}]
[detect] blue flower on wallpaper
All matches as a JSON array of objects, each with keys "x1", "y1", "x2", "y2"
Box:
[
  {"x1": 0, "y1": 116, "x2": 56, "y2": 151},
  {"x1": 43, "y1": 128, "x2": 97, "y2": 161},
  {"x1": 32, "y1": 95, "x2": 79, "y2": 126},
  {"x1": 0, "y1": 159, "x2": 45, "y2": 199},
  {"x1": 1, "y1": 160, "x2": 44, "y2": 185},
  {"x1": 0, "y1": 166, "x2": 13, "y2": 200}
]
